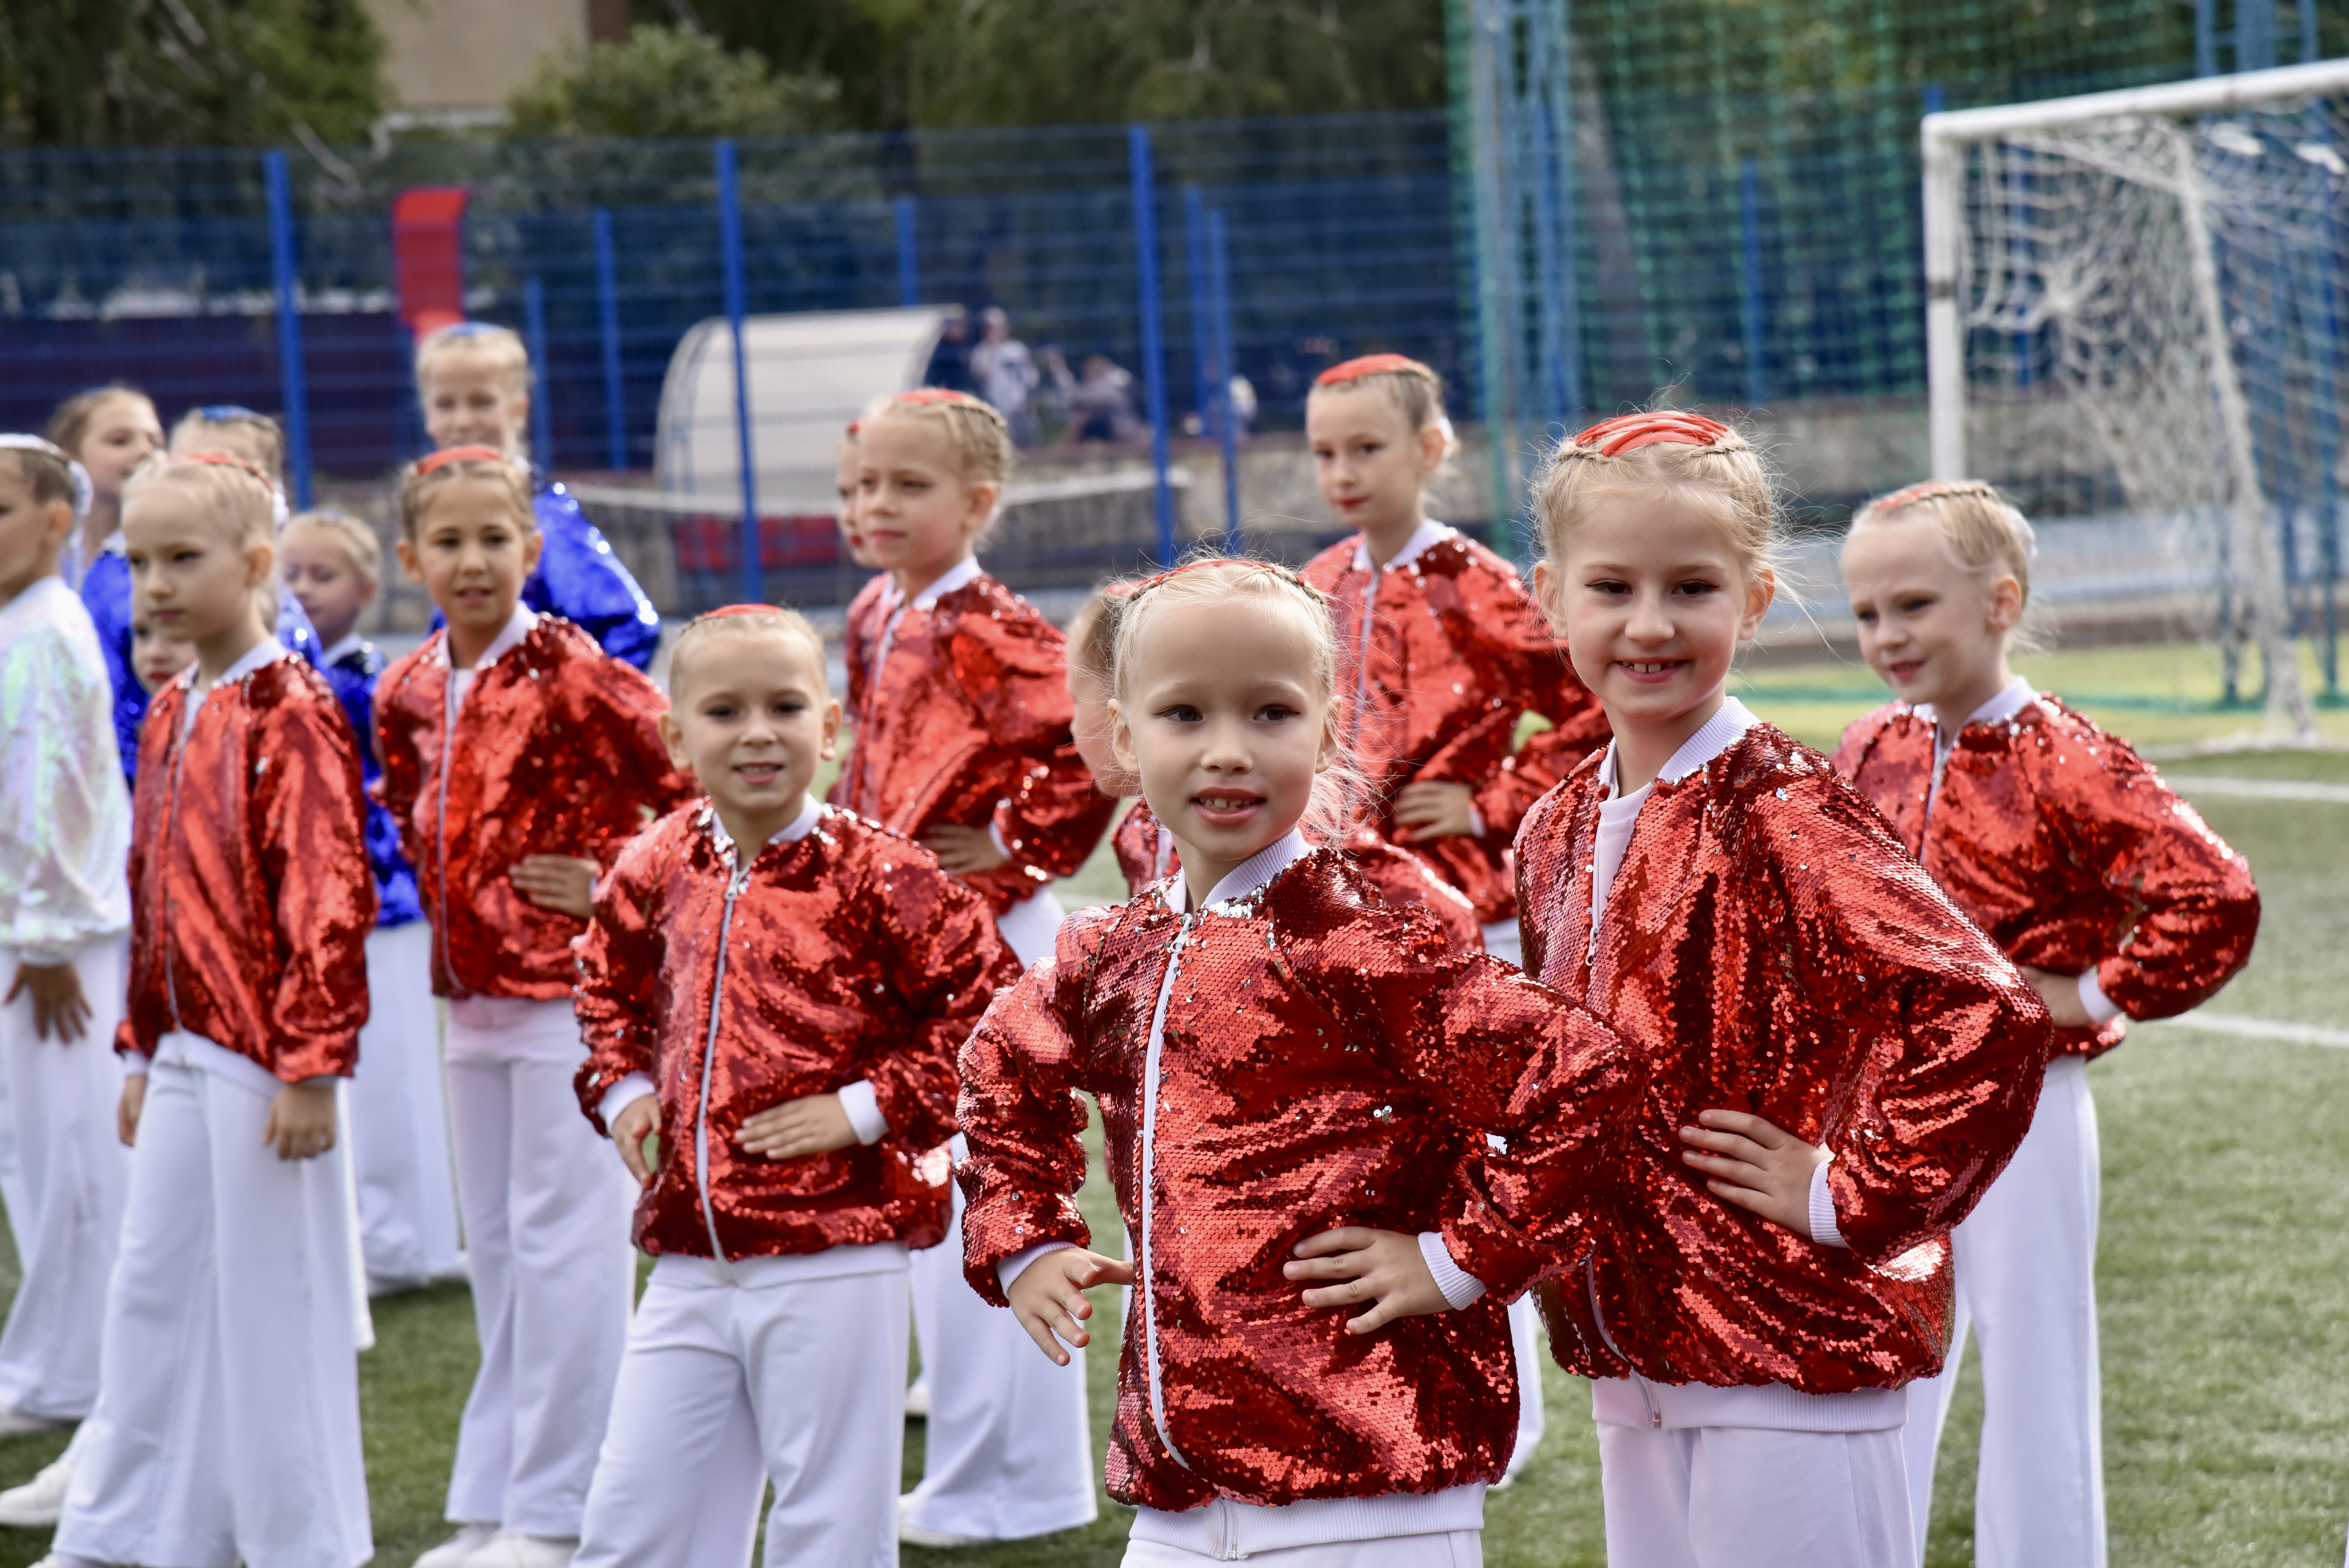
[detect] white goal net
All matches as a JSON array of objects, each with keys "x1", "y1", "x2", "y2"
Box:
[{"x1": 1923, "y1": 59, "x2": 2349, "y2": 739}]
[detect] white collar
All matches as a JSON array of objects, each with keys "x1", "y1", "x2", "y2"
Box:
[
  {"x1": 321, "y1": 632, "x2": 366, "y2": 666},
  {"x1": 709, "y1": 794, "x2": 824, "y2": 855},
  {"x1": 1351, "y1": 519, "x2": 1454, "y2": 574},
  {"x1": 445, "y1": 603, "x2": 537, "y2": 672},
  {"x1": 1918, "y1": 674, "x2": 2035, "y2": 732},
  {"x1": 1178, "y1": 827, "x2": 1312, "y2": 913},
  {"x1": 1597, "y1": 696, "x2": 1759, "y2": 798},
  {"x1": 899, "y1": 555, "x2": 984, "y2": 612},
  {"x1": 210, "y1": 635, "x2": 289, "y2": 689}
]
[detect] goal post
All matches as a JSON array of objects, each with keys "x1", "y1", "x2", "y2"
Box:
[{"x1": 1922, "y1": 59, "x2": 2349, "y2": 738}]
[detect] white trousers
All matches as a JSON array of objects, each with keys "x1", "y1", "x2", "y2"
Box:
[
  {"x1": 444, "y1": 1009, "x2": 638, "y2": 1538},
  {"x1": 1500, "y1": 1295, "x2": 1547, "y2": 1483},
  {"x1": 577, "y1": 1257, "x2": 910, "y2": 1568},
  {"x1": 1598, "y1": 1422, "x2": 1913, "y2": 1568},
  {"x1": 53, "y1": 1057, "x2": 371, "y2": 1568},
  {"x1": 1124, "y1": 1532, "x2": 1483, "y2": 1566},
  {"x1": 0, "y1": 937, "x2": 129, "y2": 1420},
  {"x1": 348, "y1": 922, "x2": 461, "y2": 1288},
  {"x1": 1902, "y1": 1055, "x2": 2104, "y2": 1568}
]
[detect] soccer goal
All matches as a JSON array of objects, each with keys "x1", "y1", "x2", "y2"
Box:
[{"x1": 1922, "y1": 59, "x2": 2349, "y2": 738}]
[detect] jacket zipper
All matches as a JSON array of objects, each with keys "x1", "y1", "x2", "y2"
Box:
[
  {"x1": 160, "y1": 685, "x2": 196, "y2": 1035},
  {"x1": 1138, "y1": 907, "x2": 1195, "y2": 1470},
  {"x1": 696, "y1": 841, "x2": 749, "y2": 1273},
  {"x1": 848, "y1": 602, "x2": 910, "y2": 816},
  {"x1": 435, "y1": 663, "x2": 459, "y2": 990},
  {"x1": 1585, "y1": 1258, "x2": 1662, "y2": 1429}
]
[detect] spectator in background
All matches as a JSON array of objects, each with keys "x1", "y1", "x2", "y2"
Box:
[
  {"x1": 970, "y1": 308, "x2": 1040, "y2": 448},
  {"x1": 1061, "y1": 354, "x2": 1142, "y2": 445},
  {"x1": 923, "y1": 308, "x2": 974, "y2": 395}
]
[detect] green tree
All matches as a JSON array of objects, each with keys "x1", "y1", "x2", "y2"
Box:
[
  {"x1": 504, "y1": 22, "x2": 836, "y2": 139},
  {"x1": 0, "y1": 0, "x2": 384, "y2": 146}
]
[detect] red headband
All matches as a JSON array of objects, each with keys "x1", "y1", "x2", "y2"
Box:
[
  {"x1": 1864, "y1": 479, "x2": 1993, "y2": 514},
  {"x1": 1315, "y1": 353, "x2": 1433, "y2": 387},
  {"x1": 694, "y1": 603, "x2": 787, "y2": 622},
  {"x1": 171, "y1": 449, "x2": 278, "y2": 488},
  {"x1": 1128, "y1": 557, "x2": 1313, "y2": 601},
  {"x1": 890, "y1": 387, "x2": 987, "y2": 409},
  {"x1": 416, "y1": 444, "x2": 509, "y2": 475},
  {"x1": 1571, "y1": 412, "x2": 1730, "y2": 456}
]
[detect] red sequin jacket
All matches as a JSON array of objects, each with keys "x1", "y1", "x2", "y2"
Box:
[
  {"x1": 958, "y1": 841, "x2": 1637, "y2": 1511},
  {"x1": 1301, "y1": 526, "x2": 1609, "y2": 924},
  {"x1": 832, "y1": 569, "x2": 1114, "y2": 915},
  {"x1": 119, "y1": 650, "x2": 375, "y2": 1081},
  {"x1": 1111, "y1": 800, "x2": 1482, "y2": 951},
  {"x1": 575, "y1": 804, "x2": 1019, "y2": 1259},
  {"x1": 377, "y1": 615, "x2": 696, "y2": 999},
  {"x1": 1517, "y1": 724, "x2": 2051, "y2": 1392},
  {"x1": 1832, "y1": 695, "x2": 2259, "y2": 1060}
]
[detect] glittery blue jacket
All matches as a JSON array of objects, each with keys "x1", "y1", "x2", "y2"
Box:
[
  {"x1": 319, "y1": 638, "x2": 424, "y2": 928},
  {"x1": 81, "y1": 540, "x2": 322, "y2": 786}
]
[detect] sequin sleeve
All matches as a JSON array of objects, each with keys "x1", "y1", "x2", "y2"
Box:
[
  {"x1": 373, "y1": 651, "x2": 429, "y2": 871},
  {"x1": 2037, "y1": 744, "x2": 2259, "y2": 1019},
  {"x1": 574, "y1": 827, "x2": 669, "y2": 1133},
  {"x1": 1295, "y1": 909, "x2": 1638, "y2": 1299},
  {"x1": 947, "y1": 612, "x2": 1115, "y2": 904},
  {"x1": 253, "y1": 688, "x2": 378, "y2": 1079},
  {"x1": 957, "y1": 910, "x2": 1110, "y2": 1306},
  {"x1": 870, "y1": 848, "x2": 1021, "y2": 1154},
  {"x1": 0, "y1": 600, "x2": 130, "y2": 962},
  {"x1": 1460, "y1": 597, "x2": 1609, "y2": 841},
  {"x1": 565, "y1": 656, "x2": 699, "y2": 867},
  {"x1": 528, "y1": 487, "x2": 662, "y2": 670}
]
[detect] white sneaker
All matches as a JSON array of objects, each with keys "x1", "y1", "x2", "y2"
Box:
[
  {"x1": 903, "y1": 1378, "x2": 931, "y2": 1419},
  {"x1": 412, "y1": 1523, "x2": 498, "y2": 1568},
  {"x1": 0, "y1": 1454, "x2": 74, "y2": 1527},
  {"x1": 463, "y1": 1533, "x2": 579, "y2": 1568},
  {"x1": 896, "y1": 1495, "x2": 988, "y2": 1548},
  {"x1": 0, "y1": 1405, "x2": 62, "y2": 1438}
]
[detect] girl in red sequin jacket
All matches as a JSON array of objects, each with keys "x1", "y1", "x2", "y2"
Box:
[
  {"x1": 959, "y1": 559, "x2": 1638, "y2": 1562},
  {"x1": 1832, "y1": 481, "x2": 2258, "y2": 1564},
  {"x1": 1299, "y1": 356, "x2": 1609, "y2": 944},
  {"x1": 1511, "y1": 416, "x2": 2054, "y2": 1565}
]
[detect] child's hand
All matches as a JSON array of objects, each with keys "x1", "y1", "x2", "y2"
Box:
[
  {"x1": 264, "y1": 1081, "x2": 338, "y2": 1162},
  {"x1": 6, "y1": 961, "x2": 89, "y2": 1041},
  {"x1": 1679, "y1": 1109, "x2": 1829, "y2": 1238},
  {"x1": 2018, "y1": 965, "x2": 2094, "y2": 1029},
  {"x1": 1006, "y1": 1247, "x2": 1133, "y2": 1365},
  {"x1": 1392, "y1": 781, "x2": 1479, "y2": 841},
  {"x1": 736, "y1": 1093, "x2": 857, "y2": 1161},
  {"x1": 921, "y1": 824, "x2": 1011, "y2": 874},
  {"x1": 118, "y1": 1074, "x2": 146, "y2": 1147},
  {"x1": 1285, "y1": 1227, "x2": 1452, "y2": 1333},
  {"x1": 509, "y1": 855, "x2": 600, "y2": 918},
  {"x1": 611, "y1": 1094, "x2": 660, "y2": 1187}
]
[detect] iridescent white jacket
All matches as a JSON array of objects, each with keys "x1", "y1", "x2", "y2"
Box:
[{"x1": 0, "y1": 576, "x2": 130, "y2": 963}]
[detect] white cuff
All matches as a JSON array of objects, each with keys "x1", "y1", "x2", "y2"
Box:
[
  {"x1": 838, "y1": 1078, "x2": 888, "y2": 1146},
  {"x1": 2076, "y1": 969, "x2": 2123, "y2": 1025},
  {"x1": 997, "y1": 1240, "x2": 1077, "y2": 1298},
  {"x1": 1416, "y1": 1230, "x2": 1488, "y2": 1308},
  {"x1": 988, "y1": 817, "x2": 1012, "y2": 859},
  {"x1": 599, "y1": 1073, "x2": 656, "y2": 1131},
  {"x1": 1466, "y1": 806, "x2": 1486, "y2": 839},
  {"x1": 120, "y1": 1054, "x2": 150, "y2": 1078},
  {"x1": 1807, "y1": 1159, "x2": 1849, "y2": 1248}
]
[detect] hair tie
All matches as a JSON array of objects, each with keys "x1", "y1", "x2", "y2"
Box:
[
  {"x1": 1571, "y1": 412, "x2": 1731, "y2": 456},
  {"x1": 436, "y1": 322, "x2": 507, "y2": 339},
  {"x1": 0, "y1": 435, "x2": 94, "y2": 523},
  {"x1": 1315, "y1": 353, "x2": 1436, "y2": 388},
  {"x1": 845, "y1": 419, "x2": 861, "y2": 437},
  {"x1": 890, "y1": 387, "x2": 990, "y2": 410},
  {"x1": 195, "y1": 404, "x2": 265, "y2": 423},
  {"x1": 415, "y1": 444, "x2": 510, "y2": 475}
]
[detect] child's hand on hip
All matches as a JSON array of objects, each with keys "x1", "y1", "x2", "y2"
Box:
[
  {"x1": 920, "y1": 824, "x2": 1011, "y2": 873},
  {"x1": 118, "y1": 1074, "x2": 146, "y2": 1147},
  {"x1": 1679, "y1": 1109, "x2": 1828, "y2": 1238},
  {"x1": 1007, "y1": 1247, "x2": 1133, "y2": 1365},
  {"x1": 1392, "y1": 781, "x2": 1479, "y2": 841},
  {"x1": 265, "y1": 1081, "x2": 338, "y2": 1162},
  {"x1": 2017, "y1": 965, "x2": 2094, "y2": 1028},
  {"x1": 509, "y1": 855, "x2": 600, "y2": 918},
  {"x1": 7, "y1": 961, "x2": 89, "y2": 1041},
  {"x1": 610, "y1": 1094, "x2": 660, "y2": 1186},
  {"x1": 1286, "y1": 1227, "x2": 1451, "y2": 1333},
  {"x1": 736, "y1": 1093, "x2": 856, "y2": 1161}
]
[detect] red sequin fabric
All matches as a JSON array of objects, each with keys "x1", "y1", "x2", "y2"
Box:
[
  {"x1": 832, "y1": 571, "x2": 1114, "y2": 914},
  {"x1": 1516, "y1": 725, "x2": 2052, "y2": 1392},
  {"x1": 957, "y1": 848, "x2": 1636, "y2": 1511},
  {"x1": 1112, "y1": 800, "x2": 1482, "y2": 951},
  {"x1": 120, "y1": 656, "x2": 376, "y2": 1080},
  {"x1": 1833, "y1": 695, "x2": 2260, "y2": 1059},
  {"x1": 1301, "y1": 529, "x2": 1610, "y2": 923},
  {"x1": 575, "y1": 804, "x2": 1019, "y2": 1260},
  {"x1": 376, "y1": 616, "x2": 697, "y2": 999}
]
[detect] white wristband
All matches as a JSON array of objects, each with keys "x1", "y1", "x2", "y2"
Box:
[
  {"x1": 2076, "y1": 969, "x2": 2124, "y2": 1025},
  {"x1": 838, "y1": 1078, "x2": 888, "y2": 1146},
  {"x1": 1416, "y1": 1230, "x2": 1488, "y2": 1308},
  {"x1": 997, "y1": 1240, "x2": 1078, "y2": 1298},
  {"x1": 599, "y1": 1073, "x2": 655, "y2": 1131},
  {"x1": 1807, "y1": 1158, "x2": 1849, "y2": 1249}
]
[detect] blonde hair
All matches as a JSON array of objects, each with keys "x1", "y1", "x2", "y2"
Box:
[
  {"x1": 1307, "y1": 355, "x2": 1458, "y2": 458},
  {"x1": 1848, "y1": 479, "x2": 2046, "y2": 652},
  {"x1": 285, "y1": 508, "x2": 383, "y2": 589},
  {"x1": 169, "y1": 407, "x2": 285, "y2": 485},
  {"x1": 122, "y1": 452, "x2": 278, "y2": 547},
  {"x1": 47, "y1": 385, "x2": 158, "y2": 462},
  {"x1": 397, "y1": 449, "x2": 536, "y2": 539},
  {"x1": 1066, "y1": 581, "x2": 1132, "y2": 687},
  {"x1": 1533, "y1": 411, "x2": 1782, "y2": 586},
  {"x1": 1110, "y1": 554, "x2": 1361, "y2": 843},
  {"x1": 415, "y1": 322, "x2": 532, "y2": 398},
  {"x1": 667, "y1": 605, "x2": 829, "y2": 706},
  {"x1": 861, "y1": 388, "x2": 1013, "y2": 491},
  {"x1": 0, "y1": 442, "x2": 82, "y2": 513}
]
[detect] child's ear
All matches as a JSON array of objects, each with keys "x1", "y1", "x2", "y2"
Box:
[
  {"x1": 1738, "y1": 564, "x2": 1778, "y2": 642},
  {"x1": 1108, "y1": 699, "x2": 1139, "y2": 774},
  {"x1": 244, "y1": 537, "x2": 275, "y2": 592},
  {"x1": 38, "y1": 500, "x2": 73, "y2": 555},
  {"x1": 394, "y1": 536, "x2": 424, "y2": 583},
  {"x1": 657, "y1": 711, "x2": 691, "y2": 773},
  {"x1": 820, "y1": 697, "x2": 842, "y2": 761},
  {"x1": 1987, "y1": 573, "x2": 2023, "y2": 634},
  {"x1": 1530, "y1": 558, "x2": 1565, "y2": 633},
  {"x1": 1415, "y1": 420, "x2": 1447, "y2": 477},
  {"x1": 521, "y1": 526, "x2": 545, "y2": 576},
  {"x1": 963, "y1": 481, "x2": 1000, "y2": 537}
]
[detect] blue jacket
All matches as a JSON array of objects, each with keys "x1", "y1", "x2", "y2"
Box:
[{"x1": 318, "y1": 638, "x2": 424, "y2": 928}]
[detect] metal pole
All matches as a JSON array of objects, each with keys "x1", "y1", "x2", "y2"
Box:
[
  {"x1": 1184, "y1": 185, "x2": 1214, "y2": 441},
  {"x1": 1738, "y1": 157, "x2": 1766, "y2": 409},
  {"x1": 263, "y1": 151, "x2": 312, "y2": 508},
  {"x1": 1920, "y1": 115, "x2": 1966, "y2": 479},
  {"x1": 716, "y1": 139, "x2": 761, "y2": 603},
  {"x1": 894, "y1": 194, "x2": 919, "y2": 308},
  {"x1": 1209, "y1": 207, "x2": 1241, "y2": 546},
  {"x1": 523, "y1": 276, "x2": 555, "y2": 468},
  {"x1": 594, "y1": 209, "x2": 627, "y2": 470},
  {"x1": 1129, "y1": 125, "x2": 1176, "y2": 565},
  {"x1": 2196, "y1": 0, "x2": 2219, "y2": 76}
]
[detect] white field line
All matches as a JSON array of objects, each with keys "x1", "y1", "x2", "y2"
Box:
[
  {"x1": 2147, "y1": 1012, "x2": 2349, "y2": 1050},
  {"x1": 2163, "y1": 774, "x2": 2349, "y2": 804}
]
